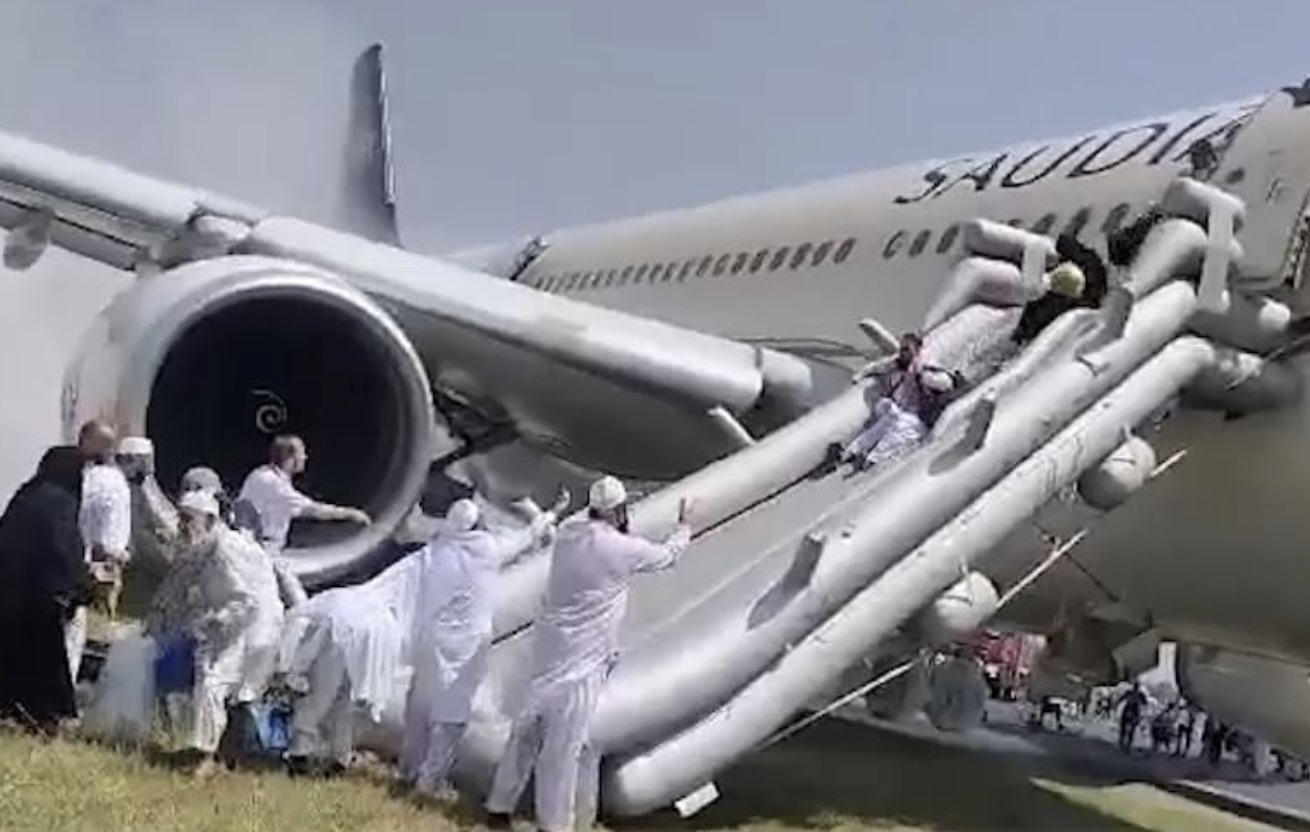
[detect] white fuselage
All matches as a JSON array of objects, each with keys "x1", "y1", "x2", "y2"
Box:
[{"x1": 477, "y1": 87, "x2": 1310, "y2": 667}]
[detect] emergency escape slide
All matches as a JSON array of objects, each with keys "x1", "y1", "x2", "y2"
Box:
[{"x1": 450, "y1": 177, "x2": 1289, "y2": 818}]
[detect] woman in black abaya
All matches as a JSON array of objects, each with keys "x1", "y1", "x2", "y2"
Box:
[{"x1": 0, "y1": 446, "x2": 93, "y2": 735}]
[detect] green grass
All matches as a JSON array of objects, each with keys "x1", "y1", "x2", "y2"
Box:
[{"x1": 0, "y1": 719, "x2": 1284, "y2": 832}]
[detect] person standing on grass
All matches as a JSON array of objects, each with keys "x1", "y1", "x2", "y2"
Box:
[{"x1": 0, "y1": 447, "x2": 94, "y2": 735}]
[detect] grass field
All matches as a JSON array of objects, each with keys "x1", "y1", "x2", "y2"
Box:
[{"x1": 0, "y1": 718, "x2": 1284, "y2": 832}]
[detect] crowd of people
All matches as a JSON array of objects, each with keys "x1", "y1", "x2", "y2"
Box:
[{"x1": 0, "y1": 420, "x2": 695, "y2": 832}]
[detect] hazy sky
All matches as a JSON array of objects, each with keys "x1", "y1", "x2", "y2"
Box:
[{"x1": 0, "y1": 0, "x2": 1309, "y2": 492}]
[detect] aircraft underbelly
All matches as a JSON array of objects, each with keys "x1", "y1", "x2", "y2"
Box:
[{"x1": 981, "y1": 352, "x2": 1310, "y2": 661}]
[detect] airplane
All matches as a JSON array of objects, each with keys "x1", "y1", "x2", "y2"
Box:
[
  {"x1": 7, "y1": 40, "x2": 1310, "y2": 811},
  {"x1": 340, "y1": 46, "x2": 1310, "y2": 764}
]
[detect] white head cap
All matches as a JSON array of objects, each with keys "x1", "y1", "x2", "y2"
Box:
[
  {"x1": 180, "y1": 466, "x2": 223, "y2": 495},
  {"x1": 178, "y1": 489, "x2": 220, "y2": 519},
  {"x1": 446, "y1": 498, "x2": 480, "y2": 533},
  {"x1": 117, "y1": 436, "x2": 154, "y2": 456},
  {"x1": 588, "y1": 476, "x2": 627, "y2": 512}
]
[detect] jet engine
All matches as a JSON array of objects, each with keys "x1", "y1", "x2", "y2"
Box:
[{"x1": 61, "y1": 255, "x2": 439, "y2": 587}]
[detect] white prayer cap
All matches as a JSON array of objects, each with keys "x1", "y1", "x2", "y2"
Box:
[
  {"x1": 588, "y1": 476, "x2": 627, "y2": 512},
  {"x1": 178, "y1": 489, "x2": 219, "y2": 518},
  {"x1": 180, "y1": 466, "x2": 223, "y2": 495},
  {"x1": 446, "y1": 498, "x2": 480, "y2": 533},
  {"x1": 117, "y1": 436, "x2": 154, "y2": 456}
]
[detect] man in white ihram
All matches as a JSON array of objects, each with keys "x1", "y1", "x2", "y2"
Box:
[
  {"x1": 237, "y1": 434, "x2": 371, "y2": 554},
  {"x1": 172, "y1": 489, "x2": 264, "y2": 778},
  {"x1": 278, "y1": 542, "x2": 425, "y2": 776},
  {"x1": 402, "y1": 492, "x2": 569, "y2": 800},
  {"x1": 69, "y1": 420, "x2": 132, "y2": 680},
  {"x1": 485, "y1": 476, "x2": 693, "y2": 832}
]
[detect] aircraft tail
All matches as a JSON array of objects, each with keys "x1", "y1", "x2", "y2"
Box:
[{"x1": 336, "y1": 43, "x2": 402, "y2": 247}]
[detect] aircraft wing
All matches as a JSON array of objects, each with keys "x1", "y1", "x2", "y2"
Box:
[
  {"x1": 0, "y1": 129, "x2": 267, "y2": 271},
  {"x1": 0, "y1": 124, "x2": 816, "y2": 483}
]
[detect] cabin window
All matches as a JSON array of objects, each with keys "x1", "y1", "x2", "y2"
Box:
[
  {"x1": 790, "y1": 243, "x2": 813, "y2": 269},
  {"x1": 678, "y1": 259, "x2": 694, "y2": 280},
  {"x1": 750, "y1": 248, "x2": 770, "y2": 273},
  {"x1": 731, "y1": 252, "x2": 749, "y2": 274},
  {"x1": 697, "y1": 255, "x2": 713, "y2": 277},
  {"x1": 811, "y1": 240, "x2": 834, "y2": 265},
  {"x1": 620, "y1": 265, "x2": 634, "y2": 284},
  {"x1": 908, "y1": 230, "x2": 931, "y2": 258},
  {"x1": 606, "y1": 268, "x2": 618, "y2": 284},
  {"x1": 1005, "y1": 218, "x2": 1025, "y2": 229},
  {"x1": 834, "y1": 237, "x2": 857, "y2": 264},
  {"x1": 1031, "y1": 213, "x2": 1058, "y2": 236},
  {"x1": 634, "y1": 264, "x2": 648, "y2": 282},
  {"x1": 882, "y1": 232, "x2": 905, "y2": 259},
  {"x1": 650, "y1": 263, "x2": 664, "y2": 282},
  {"x1": 936, "y1": 225, "x2": 960, "y2": 254},
  {"x1": 1062, "y1": 207, "x2": 1092, "y2": 240},
  {"x1": 713, "y1": 254, "x2": 732, "y2": 276},
  {"x1": 769, "y1": 247, "x2": 791, "y2": 270},
  {"x1": 1101, "y1": 203, "x2": 1131, "y2": 236}
]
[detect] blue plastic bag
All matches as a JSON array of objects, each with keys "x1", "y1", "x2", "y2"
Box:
[
  {"x1": 254, "y1": 703, "x2": 291, "y2": 754},
  {"x1": 226, "y1": 702, "x2": 290, "y2": 758},
  {"x1": 153, "y1": 634, "x2": 196, "y2": 694}
]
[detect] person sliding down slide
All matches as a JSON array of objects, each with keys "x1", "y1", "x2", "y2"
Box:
[{"x1": 835, "y1": 333, "x2": 960, "y2": 471}]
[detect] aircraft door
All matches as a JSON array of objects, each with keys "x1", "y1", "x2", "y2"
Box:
[{"x1": 1208, "y1": 85, "x2": 1310, "y2": 293}]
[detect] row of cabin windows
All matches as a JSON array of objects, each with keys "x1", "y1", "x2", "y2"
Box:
[
  {"x1": 882, "y1": 202, "x2": 1135, "y2": 261},
  {"x1": 529, "y1": 201, "x2": 1136, "y2": 293},
  {"x1": 532, "y1": 236, "x2": 859, "y2": 294}
]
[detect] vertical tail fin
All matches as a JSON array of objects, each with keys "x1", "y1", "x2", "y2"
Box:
[{"x1": 336, "y1": 43, "x2": 402, "y2": 246}]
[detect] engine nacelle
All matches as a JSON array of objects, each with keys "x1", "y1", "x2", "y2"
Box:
[
  {"x1": 61, "y1": 255, "x2": 439, "y2": 587},
  {"x1": 915, "y1": 571, "x2": 1000, "y2": 646},
  {"x1": 1077, "y1": 434, "x2": 1156, "y2": 511}
]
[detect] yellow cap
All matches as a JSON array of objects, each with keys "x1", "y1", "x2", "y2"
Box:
[{"x1": 1047, "y1": 262, "x2": 1086, "y2": 299}]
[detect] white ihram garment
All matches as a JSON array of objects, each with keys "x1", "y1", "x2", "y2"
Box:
[
  {"x1": 283, "y1": 550, "x2": 424, "y2": 763},
  {"x1": 67, "y1": 463, "x2": 132, "y2": 679},
  {"x1": 486, "y1": 518, "x2": 691, "y2": 832},
  {"x1": 842, "y1": 397, "x2": 927, "y2": 467},
  {"x1": 225, "y1": 532, "x2": 288, "y2": 703},
  {"x1": 186, "y1": 529, "x2": 261, "y2": 754},
  {"x1": 401, "y1": 521, "x2": 547, "y2": 789}
]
